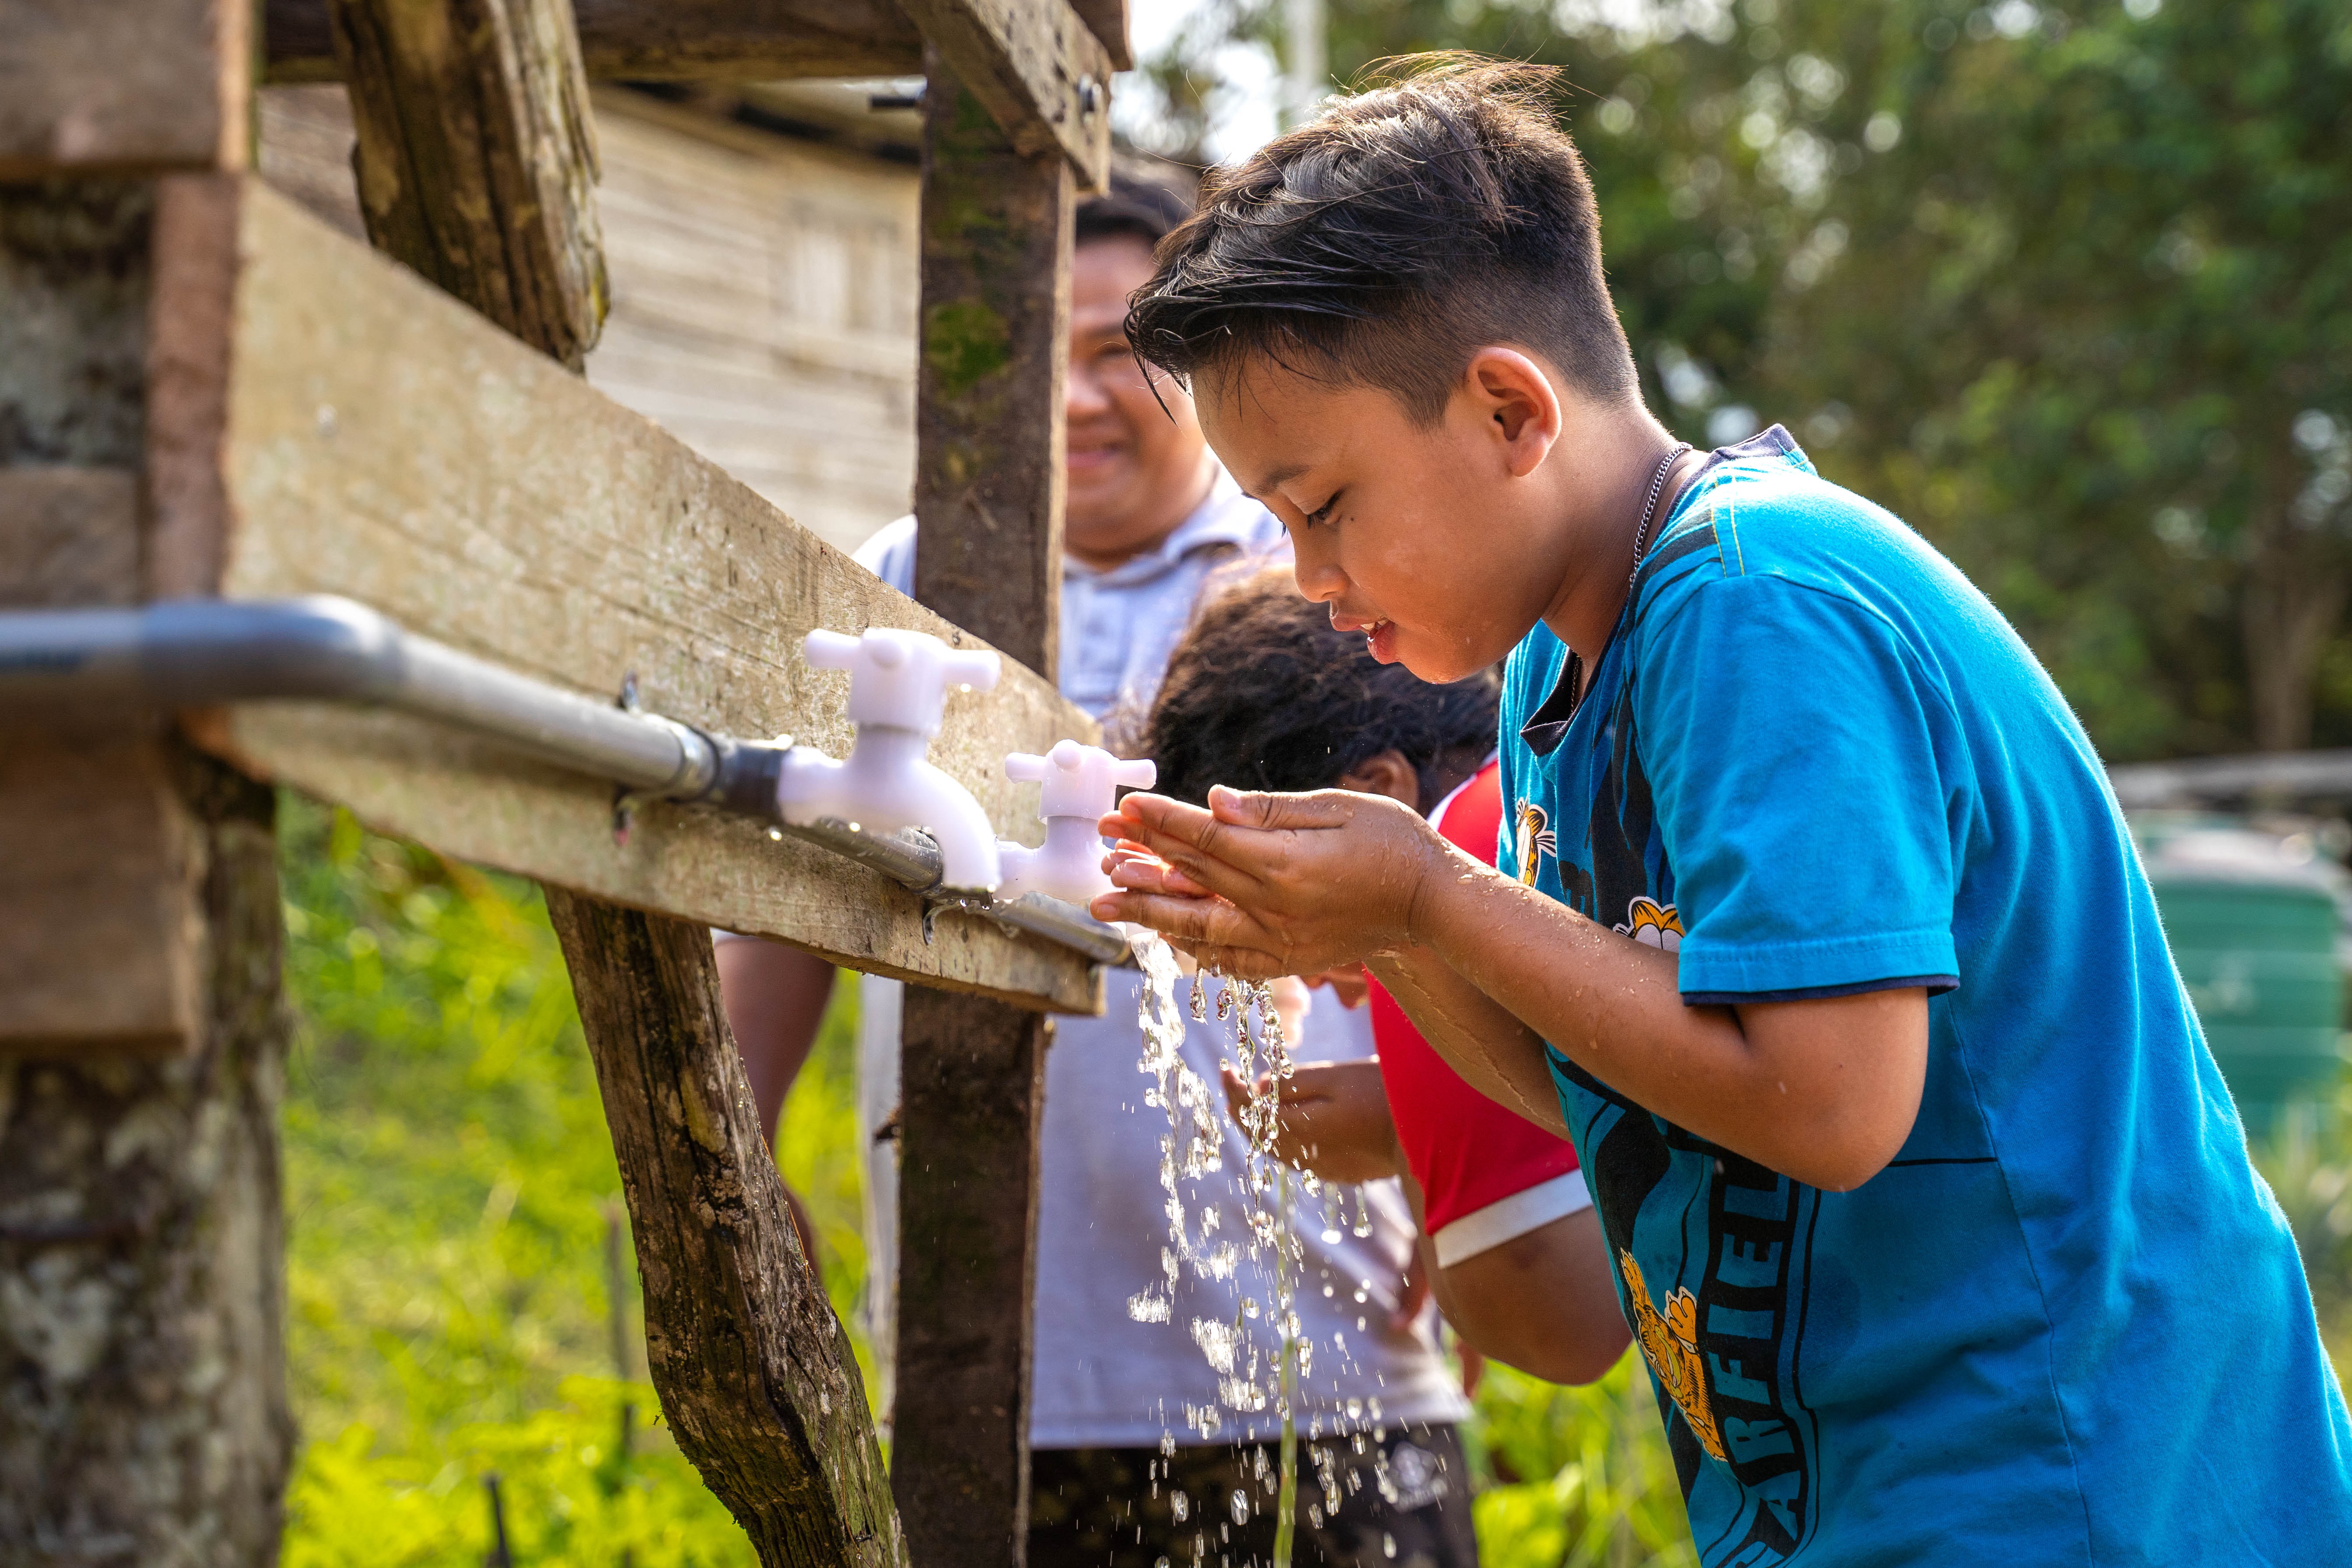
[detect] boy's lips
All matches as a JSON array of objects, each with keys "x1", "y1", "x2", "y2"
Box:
[{"x1": 1332, "y1": 607, "x2": 1400, "y2": 664}]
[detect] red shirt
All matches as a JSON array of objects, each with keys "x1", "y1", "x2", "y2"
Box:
[{"x1": 1368, "y1": 760, "x2": 1589, "y2": 1264}]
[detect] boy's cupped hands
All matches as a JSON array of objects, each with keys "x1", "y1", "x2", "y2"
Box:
[{"x1": 1090, "y1": 784, "x2": 1468, "y2": 979}]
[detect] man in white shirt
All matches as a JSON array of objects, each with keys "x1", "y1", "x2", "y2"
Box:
[{"x1": 716, "y1": 175, "x2": 1478, "y2": 1568}]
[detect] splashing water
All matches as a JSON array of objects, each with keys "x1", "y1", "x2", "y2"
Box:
[{"x1": 1128, "y1": 932, "x2": 1303, "y2": 1566}]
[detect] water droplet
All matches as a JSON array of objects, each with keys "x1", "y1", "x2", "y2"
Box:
[
  {"x1": 766, "y1": 827, "x2": 783, "y2": 841},
  {"x1": 1171, "y1": 1490, "x2": 1189, "y2": 1522}
]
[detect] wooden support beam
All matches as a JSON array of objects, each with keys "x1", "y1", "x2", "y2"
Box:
[
  {"x1": 546, "y1": 893, "x2": 906, "y2": 1568},
  {"x1": 328, "y1": 0, "x2": 608, "y2": 369},
  {"x1": 897, "y1": 0, "x2": 1113, "y2": 190},
  {"x1": 0, "y1": 161, "x2": 293, "y2": 1554},
  {"x1": 891, "y1": 58, "x2": 1073, "y2": 1568},
  {"x1": 0, "y1": 0, "x2": 252, "y2": 177},
  {"x1": 891, "y1": 990, "x2": 1053, "y2": 1566},
  {"x1": 1069, "y1": 0, "x2": 1133, "y2": 72},
  {"x1": 147, "y1": 177, "x2": 1102, "y2": 1014},
  {"x1": 266, "y1": 0, "x2": 926, "y2": 83}
]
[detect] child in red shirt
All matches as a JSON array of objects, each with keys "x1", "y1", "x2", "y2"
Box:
[{"x1": 1141, "y1": 571, "x2": 1627, "y2": 1384}]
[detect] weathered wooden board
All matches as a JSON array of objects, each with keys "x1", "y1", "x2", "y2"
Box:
[
  {"x1": 898, "y1": 0, "x2": 1113, "y2": 191},
  {"x1": 0, "y1": 0, "x2": 251, "y2": 177},
  {"x1": 0, "y1": 738, "x2": 203, "y2": 1055},
  {"x1": 266, "y1": 0, "x2": 925, "y2": 82},
  {"x1": 331, "y1": 0, "x2": 609, "y2": 370},
  {"x1": 156, "y1": 175, "x2": 1104, "y2": 1012}
]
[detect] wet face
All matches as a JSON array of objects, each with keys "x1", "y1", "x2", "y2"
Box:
[
  {"x1": 1197, "y1": 354, "x2": 1569, "y2": 685},
  {"x1": 1065, "y1": 236, "x2": 1216, "y2": 568}
]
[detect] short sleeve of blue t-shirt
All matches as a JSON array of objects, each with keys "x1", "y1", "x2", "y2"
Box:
[{"x1": 1633, "y1": 575, "x2": 1963, "y2": 1004}]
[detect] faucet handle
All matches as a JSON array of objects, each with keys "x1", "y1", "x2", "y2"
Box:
[
  {"x1": 1110, "y1": 758, "x2": 1157, "y2": 790},
  {"x1": 803, "y1": 628, "x2": 862, "y2": 669},
  {"x1": 1005, "y1": 751, "x2": 1050, "y2": 783},
  {"x1": 940, "y1": 648, "x2": 1001, "y2": 692}
]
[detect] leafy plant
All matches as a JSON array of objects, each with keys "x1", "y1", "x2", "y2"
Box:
[
  {"x1": 277, "y1": 796, "x2": 874, "y2": 1561},
  {"x1": 1469, "y1": 1358, "x2": 1698, "y2": 1568}
]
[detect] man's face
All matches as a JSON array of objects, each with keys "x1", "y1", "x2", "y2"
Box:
[
  {"x1": 1066, "y1": 236, "x2": 1211, "y2": 561},
  {"x1": 1197, "y1": 358, "x2": 1560, "y2": 685}
]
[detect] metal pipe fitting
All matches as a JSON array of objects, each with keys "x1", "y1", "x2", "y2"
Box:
[{"x1": 0, "y1": 596, "x2": 1128, "y2": 965}]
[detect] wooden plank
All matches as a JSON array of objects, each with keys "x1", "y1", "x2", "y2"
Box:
[
  {"x1": 545, "y1": 891, "x2": 906, "y2": 1568},
  {"x1": 0, "y1": 182, "x2": 207, "y2": 1061},
  {"x1": 911, "y1": 61, "x2": 1073, "y2": 683},
  {"x1": 0, "y1": 0, "x2": 251, "y2": 177},
  {"x1": 891, "y1": 57, "x2": 1072, "y2": 1567},
  {"x1": 892, "y1": 990, "x2": 1052, "y2": 1565},
  {"x1": 151, "y1": 176, "x2": 1104, "y2": 1013},
  {"x1": 330, "y1": 0, "x2": 608, "y2": 370},
  {"x1": 266, "y1": 0, "x2": 925, "y2": 83},
  {"x1": 1069, "y1": 0, "x2": 1133, "y2": 72},
  {"x1": 0, "y1": 737, "x2": 203, "y2": 1055},
  {"x1": 0, "y1": 468, "x2": 139, "y2": 608},
  {"x1": 898, "y1": 0, "x2": 1112, "y2": 190}
]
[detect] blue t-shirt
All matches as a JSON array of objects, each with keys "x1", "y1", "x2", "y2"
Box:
[{"x1": 1497, "y1": 428, "x2": 2352, "y2": 1566}]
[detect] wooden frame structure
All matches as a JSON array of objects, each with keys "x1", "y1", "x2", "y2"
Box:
[{"x1": 0, "y1": 1, "x2": 1130, "y2": 1562}]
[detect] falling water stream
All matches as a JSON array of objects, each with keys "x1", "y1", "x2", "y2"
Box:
[{"x1": 1128, "y1": 931, "x2": 1305, "y2": 1568}]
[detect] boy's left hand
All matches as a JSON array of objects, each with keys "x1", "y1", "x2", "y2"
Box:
[
  {"x1": 1218, "y1": 1057, "x2": 1402, "y2": 1185},
  {"x1": 1090, "y1": 786, "x2": 1451, "y2": 979}
]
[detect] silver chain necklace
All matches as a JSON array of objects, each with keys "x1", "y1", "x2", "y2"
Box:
[{"x1": 1627, "y1": 442, "x2": 1694, "y2": 590}]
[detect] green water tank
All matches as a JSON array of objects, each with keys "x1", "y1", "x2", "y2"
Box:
[{"x1": 2139, "y1": 820, "x2": 2347, "y2": 1136}]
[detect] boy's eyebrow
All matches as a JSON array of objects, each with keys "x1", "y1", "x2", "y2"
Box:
[{"x1": 1243, "y1": 462, "x2": 1308, "y2": 500}]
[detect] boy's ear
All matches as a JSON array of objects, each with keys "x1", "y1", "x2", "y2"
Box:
[
  {"x1": 1335, "y1": 750, "x2": 1424, "y2": 812},
  {"x1": 1462, "y1": 347, "x2": 1563, "y2": 479}
]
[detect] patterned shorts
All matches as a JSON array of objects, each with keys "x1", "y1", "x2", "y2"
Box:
[{"x1": 1027, "y1": 1423, "x2": 1479, "y2": 1568}]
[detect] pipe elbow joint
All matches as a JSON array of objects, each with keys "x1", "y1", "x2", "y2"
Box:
[{"x1": 906, "y1": 759, "x2": 1001, "y2": 892}]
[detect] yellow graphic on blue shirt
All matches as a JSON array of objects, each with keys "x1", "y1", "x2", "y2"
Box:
[
  {"x1": 1514, "y1": 800, "x2": 1556, "y2": 885},
  {"x1": 1619, "y1": 1249, "x2": 1727, "y2": 1462},
  {"x1": 1615, "y1": 897, "x2": 1684, "y2": 953}
]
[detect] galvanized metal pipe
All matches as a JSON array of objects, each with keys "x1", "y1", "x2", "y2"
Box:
[{"x1": 0, "y1": 596, "x2": 1128, "y2": 965}]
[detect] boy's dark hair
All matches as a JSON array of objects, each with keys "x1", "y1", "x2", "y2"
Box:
[
  {"x1": 1143, "y1": 569, "x2": 1498, "y2": 809},
  {"x1": 1076, "y1": 166, "x2": 1196, "y2": 251},
  {"x1": 1125, "y1": 56, "x2": 1636, "y2": 424}
]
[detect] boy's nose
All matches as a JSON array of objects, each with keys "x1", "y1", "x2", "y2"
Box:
[{"x1": 1291, "y1": 547, "x2": 1347, "y2": 603}]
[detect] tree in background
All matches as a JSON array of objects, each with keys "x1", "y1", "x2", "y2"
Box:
[{"x1": 1128, "y1": 0, "x2": 2352, "y2": 760}]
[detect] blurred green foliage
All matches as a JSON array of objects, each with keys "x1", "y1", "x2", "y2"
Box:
[
  {"x1": 1130, "y1": 0, "x2": 2352, "y2": 759},
  {"x1": 277, "y1": 796, "x2": 873, "y2": 1564},
  {"x1": 1469, "y1": 1361, "x2": 1697, "y2": 1568},
  {"x1": 2253, "y1": 1071, "x2": 2352, "y2": 1367}
]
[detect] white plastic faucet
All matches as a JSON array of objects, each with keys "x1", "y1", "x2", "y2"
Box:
[
  {"x1": 777, "y1": 627, "x2": 1005, "y2": 891},
  {"x1": 995, "y1": 739, "x2": 1157, "y2": 905}
]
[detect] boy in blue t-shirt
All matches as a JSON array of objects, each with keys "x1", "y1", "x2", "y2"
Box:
[{"x1": 1089, "y1": 57, "x2": 2352, "y2": 1566}]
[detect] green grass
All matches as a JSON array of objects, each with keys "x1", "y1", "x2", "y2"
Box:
[{"x1": 279, "y1": 798, "x2": 2350, "y2": 1566}]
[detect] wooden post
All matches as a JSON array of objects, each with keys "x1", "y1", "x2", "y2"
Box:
[
  {"x1": 890, "y1": 52, "x2": 1075, "y2": 1568},
  {"x1": 326, "y1": 3, "x2": 901, "y2": 1562},
  {"x1": 328, "y1": 0, "x2": 607, "y2": 368},
  {"x1": 545, "y1": 895, "x2": 903, "y2": 1568},
  {"x1": 0, "y1": 149, "x2": 293, "y2": 1568}
]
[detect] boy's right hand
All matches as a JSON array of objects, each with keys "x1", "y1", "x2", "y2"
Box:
[
  {"x1": 1219, "y1": 1058, "x2": 1403, "y2": 1186},
  {"x1": 1093, "y1": 786, "x2": 1465, "y2": 979}
]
